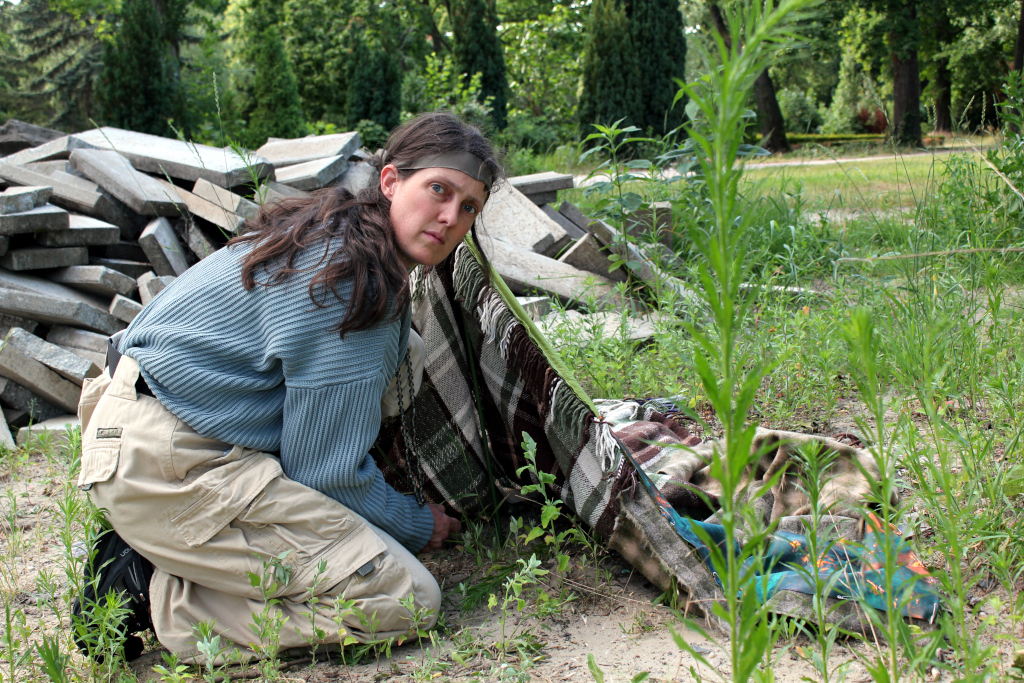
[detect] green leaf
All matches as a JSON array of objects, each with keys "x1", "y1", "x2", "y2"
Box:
[
  {"x1": 557, "y1": 554, "x2": 570, "y2": 572},
  {"x1": 631, "y1": 674, "x2": 650, "y2": 683},
  {"x1": 621, "y1": 192, "x2": 643, "y2": 212},
  {"x1": 626, "y1": 159, "x2": 652, "y2": 169},
  {"x1": 541, "y1": 504, "x2": 559, "y2": 529},
  {"x1": 587, "y1": 653, "x2": 605, "y2": 683}
]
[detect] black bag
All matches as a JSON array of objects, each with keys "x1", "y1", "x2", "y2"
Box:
[{"x1": 71, "y1": 527, "x2": 154, "y2": 662}]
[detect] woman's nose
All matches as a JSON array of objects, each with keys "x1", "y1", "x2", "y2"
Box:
[{"x1": 438, "y1": 200, "x2": 459, "y2": 225}]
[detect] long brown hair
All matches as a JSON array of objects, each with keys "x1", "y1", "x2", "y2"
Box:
[{"x1": 231, "y1": 112, "x2": 503, "y2": 337}]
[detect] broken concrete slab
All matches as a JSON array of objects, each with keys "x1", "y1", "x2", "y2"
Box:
[
  {"x1": 90, "y1": 241, "x2": 148, "y2": 262},
  {"x1": 139, "y1": 217, "x2": 189, "y2": 276},
  {"x1": 137, "y1": 272, "x2": 175, "y2": 305},
  {"x1": 47, "y1": 265, "x2": 137, "y2": 297},
  {"x1": 0, "y1": 267, "x2": 109, "y2": 310},
  {"x1": 0, "y1": 313, "x2": 37, "y2": 337},
  {"x1": 60, "y1": 346, "x2": 105, "y2": 368},
  {"x1": 557, "y1": 201, "x2": 593, "y2": 233},
  {"x1": 0, "y1": 417, "x2": 12, "y2": 448},
  {"x1": 0, "y1": 336, "x2": 81, "y2": 412},
  {"x1": 624, "y1": 201, "x2": 672, "y2": 241},
  {"x1": 0, "y1": 186, "x2": 51, "y2": 214},
  {"x1": 70, "y1": 148, "x2": 185, "y2": 216},
  {"x1": 0, "y1": 161, "x2": 126, "y2": 226},
  {"x1": 0, "y1": 119, "x2": 63, "y2": 157},
  {"x1": 509, "y1": 172, "x2": 574, "y2": 205},
  {"x1": 540, "y1": 204, "x2": 585, "y2": 240},
  {"x1": 192, "y1": 178, "x2": 259, "y2": 220},
  {"x1": 0, "y1": 287, "x2": 125, "y2": 335},
  {"x1": 4, "y1": 327, "x2": 101, "y2": 386},
  {"x1": 557, "y1": 233, "x2": 627, "y2": 282},
  {"x1": 0, "y1": 246, "x2": 87, "y2": 271},
  {"x1": 515, "y1": 296, "x2": 552, "y2": 320},
  {"x1": 186, "y1": 223, "x2": 218, "y2": 260},
  {"x1": 261, "y1": 181, "x2": 309, "y2": 206},
  {"x1": 0, "y1": 376, "x2": 64, "y2": 424},
  {"x1": 328, "y1": 161, "x2": 377, "y2": 196},
  {"x1": 587, "y1": 218, "x2": 698, "y2": 304},
  {"x1": 0, "y1": 204, "x2": 70, "y2": 236},
  {"x1": 478, "y1": 183, "x2": 570, "y2": 257},
  {"x1": 23, "y1": 160, "x2": 73, "y2": 176},
  {"x1": 16, "y1": 415, "x2": 81, "y2": 448},
  {"x1": 256, "y1": 132, "x2": 360, "y2": 167},
  {"x1": 75, "y1": 127, "x2": 273, "y2": 188},
  {"x1": 2, "y1": 134, "x2": 97, "y2": 166},
  {"x1": 109, "y1": 294, "x2": 143, "y2": 323},
  {"x1": 49, "y1": 170, "x2": 100, "y2": 193},
  {"x1": 37, "y1": 215, "x2": 120, "y2": 247},
  {"x1": 46, "y1": 326, "x2": 108, "y2": 355},
  {"x1": 538, "y1": 309, "x2": 659, "y2": 347},
  {"x1": 156, "y1": 179, "x2": 245, "y2": 234},
  {"x1": 485, "y1": 239, "x2": 620, "y2": 305},
  {"x1": 89, "y1": 257, "x2": 152, "y2": 280},
  {"x1": 275, "y1": 155, "x2": 348, "y2": 191}
]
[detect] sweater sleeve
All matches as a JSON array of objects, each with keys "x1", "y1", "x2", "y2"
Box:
[{"x1": 280, "y1": 378, "x2": 434, "y2": 552}]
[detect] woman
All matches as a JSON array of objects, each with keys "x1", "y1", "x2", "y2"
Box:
[{"x1": 75, "y1": 112, "x2": 502, "y2": 659}]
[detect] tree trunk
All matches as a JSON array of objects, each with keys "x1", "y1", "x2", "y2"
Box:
[
  {"x1": 1015, "y1": 0, "x2": 1024, "y2": 72},
  {"x1": 892, "y1": 46, "x2": 922, "y2": 145},
  {"x1": 755, "y1": 69, "x2": 790, "y2": 153},
  {"x1": 933, "y1": 57, "x2": 952, "y2": 132},
  {"x1": 709, "y1": 3, "x2": 789, "y2": 153}
]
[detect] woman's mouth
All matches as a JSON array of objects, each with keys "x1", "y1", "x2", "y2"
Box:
[{"x1": 425, "y1": 231, "x2": 445, "y2": 245}]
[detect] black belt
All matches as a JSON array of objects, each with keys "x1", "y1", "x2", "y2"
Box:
[{"x1": 106, "y1": 340, "x2": 155, "y2": 397}]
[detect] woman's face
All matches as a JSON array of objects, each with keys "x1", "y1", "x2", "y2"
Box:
[{"x1": 381, "y1": 163, "x2": 488, "y2": 268}]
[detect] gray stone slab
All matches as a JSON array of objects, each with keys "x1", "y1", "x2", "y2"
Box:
[
  {"x1": 261, "y1": 181, "x2": 309, "y2": 207},
  {"x1": 0, "y1": 286, "x2": 125, "y2": 335},
  {"x1": 257, "y1": 132, "x2": 360, "y2": 167},
  {"x1": 47, "y1": 265, "x2": 136, "y2": 297},
  {"x1": 23, "y1": 160, "x2": 72, "y2": 176},
  {"x1": 328, "y1": 161, "x2": 377, "y2": 196},
  {"x1": 0, "y1": 267, "x2": 109, "y2": 310},
  {"x1": 540, "y1": 204, "x2": 585, "y2": 240},
  {"x1": 0, "y1": 237, "x2": 6, "y2": 257},
  {"x1": 70, "y1": 149, "x2": 185, "y2": 216},
  {"x1": 0, "y1": 417, "x2": 13, "y2": 449},
  {"x1": 46, "y1": 326, "x2": 108, "y2": 354},
  {"x1": 37, "y1": 215, "x2": 120, "y2": 247},
  {"x1": 485, "y1": 239, "x2": 620, "y2": 306},
  {"x1": 557, "y1": 233, "x2": 627, "y2": 282},
  {"x1": 538, "y1": 309, "x2": 659, "y2": 348},
  {"x1": 109, "y1": 294, "x2": 143, "y2": 323},
  {"x1": 557, "y1": 201, "x2": 592, "y2": 232},
  {"x1": 49, "y1": 170, "x2": 100, "y2": 193},
  {"x1": 137, "y1": 272, "x2": 175, "y2": 305},
  {"x1": 139, "y1": 217, "x2": 189, "y2": 276},
  {"x1": 186, "y1": 223, "x2": 218, "y2": 260},
  {"x1": 0, "y1": 376, "x2": 63, "y2": 423},
  {"x1": 0, "y1": 161, "x2": 117, "y2": 221},
  {"x1": 0, "y1": 119, "x2": 63, "y2": 157},
  {"x1": 0, "y1": 204, "x2": 70, "y2": 236},
  {"x1": 623, "y1": 201, "x2": 672, "y2": 240},
  {"x1": 2, "y1": 135, "x2": 97, "y2": 166},
  {"x1": 192, "y1": 178, "x2": 259, "y2": 220},
  {"x1": 509, "y1": 171, "x2": 574, "y2": 196},
  {"x1": 157, "y1": 179, "x2": 245, "y2": 234},
  {"x1": 89, "y1": 257, "x2": 152, "y2": 280},
  {"x1": 16, "y1": 415, "x2": 81, "y2": 448},
  {"x1": 74, "y1": 127, "x2": 273, "y2": 187},
  {"x1": 0, "y1": 246, "x2": 87, "y2": 271},
  {"x1": 59, "y1": 345, "x2": 105, "y2": 368},
  {"x1": 0, "y1": 336, "x2": 81, "y2": 412},
  {"x1": 0, "y1": 314, "x2": 37, "y2": 337},
  {"x1": 1, "y1": 186, "x2": 52, "y2": 214},
  {"x1": 4, "y1": 327, "x2": 100, "y2": 386},
  {"x1": 478, "y1": 183, "x2": 570, "y2": 257},
  {"x1": 90, "y1": 241, "x2": 148, "y2": 262},
  {"x1": 514, "y1": 296, "x2": 551, "y2": 321},
  {"x1": 587, "y1": 218, "x2": 698, "y2": 304},
  {"x1": 275, "y1": 155, "x2": 348, "y2": 191}
]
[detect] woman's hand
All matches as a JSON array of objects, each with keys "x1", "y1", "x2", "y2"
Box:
[{"x1": 420, "y1": 502, "x2": 461, "y2": 553}]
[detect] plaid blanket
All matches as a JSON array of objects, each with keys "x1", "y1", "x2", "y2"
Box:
[{"x1": 371, "y1": 243, "x2": 938, "y2": 632}]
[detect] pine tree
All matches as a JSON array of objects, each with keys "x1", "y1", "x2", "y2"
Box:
[
  {"x1": 345, "y1": 34, "x2": 402, "y2": 133},
  {"x1": 628, "y1": 0, "x2": 686, "y2": 136},
  {"x1": 96, "y1": 0, "x2": 180, "y2": 136},
  {"x1": 240, "y1": 0, "x2": 305, "y2": 147},
  {"x1": 578, "y1": 0, "x2": 641, "y2": 132},
  {"x1": 451, "y1": 0, "x2": 508, "y2": 129},
  {"x1": 282, "y1": 0, "x2": 353, "y2": 123}
]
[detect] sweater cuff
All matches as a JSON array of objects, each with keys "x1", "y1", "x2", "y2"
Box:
[{"x1": 389, "y1": 493, "x2": 435, "y2": 552}]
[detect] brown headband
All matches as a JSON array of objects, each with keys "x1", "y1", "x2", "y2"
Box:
[{"x1": 400, "y1": 151, "x2": 493, "y2": 192}]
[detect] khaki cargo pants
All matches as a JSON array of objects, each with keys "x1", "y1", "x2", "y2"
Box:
[{"x1": 77, "y1": 352, "x2": 439, "y2": 658}]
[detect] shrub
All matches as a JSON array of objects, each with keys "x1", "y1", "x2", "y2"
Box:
[{"x1": 777, "y1": 88, "x2": 822, "y2": 134}]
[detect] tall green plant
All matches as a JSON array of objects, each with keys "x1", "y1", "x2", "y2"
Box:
[{"x1": 665, "y1": 2, "x2": 822, "y2": 682}]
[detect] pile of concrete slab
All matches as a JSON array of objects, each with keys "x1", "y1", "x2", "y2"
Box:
[{"x1": 0, "y1": 120, "x2": 674, "y2": 447}]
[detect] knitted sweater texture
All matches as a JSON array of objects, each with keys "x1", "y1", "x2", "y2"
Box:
[{"x1": 119, "y1": 241, "x2": 433, "y2": 552}]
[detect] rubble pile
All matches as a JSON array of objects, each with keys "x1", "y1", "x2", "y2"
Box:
[{"x1": 0, "y1": 119, "x2": 680, "y2": 447}]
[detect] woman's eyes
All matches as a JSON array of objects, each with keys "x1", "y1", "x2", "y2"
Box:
[
  {"x1": 463, "y1": 204, "x2": 478, "y2": 215},
  {"x1": 431, "y1": 183, "x2": 445, "y2": 194},
  {"x1": 431, "y1": 182, "x2": 477, "y2": 215}
]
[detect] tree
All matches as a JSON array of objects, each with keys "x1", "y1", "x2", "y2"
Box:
[
  {"x1": 239, "y1": 0, "x2": 305, "y2": 147},
  {"x1": 708, "y1": 3, "x2": 790, "y2": 152},
  {"x1": 1014, "y1": 0, "x2": 1024, "y2": 71},
  {"x1": 345, "y1": 33, "x2": 403, "y2": 132},
  {"x1": 96, "y1": 0, "x2": 181, "y2": 136},
  {"x1": 451, "y1": 0, "x2": 509, "y2": 128},
  {"x1": 578, "y1": 0, "x2": 641, "y2": 131},
  {"x1": 858, "y1": 0, "x2": 922, "y2": 145},
  {"x1": 283, "y1": 0, "x2": 353, "y2": 123},
  {"x1": 628, "y1": 0, "x2": 687, "y2": 136}
]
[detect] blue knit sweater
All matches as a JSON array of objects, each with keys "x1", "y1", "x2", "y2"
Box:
[{"x1": 119, "y1": 240, "x2": 434, "y2": 552}]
